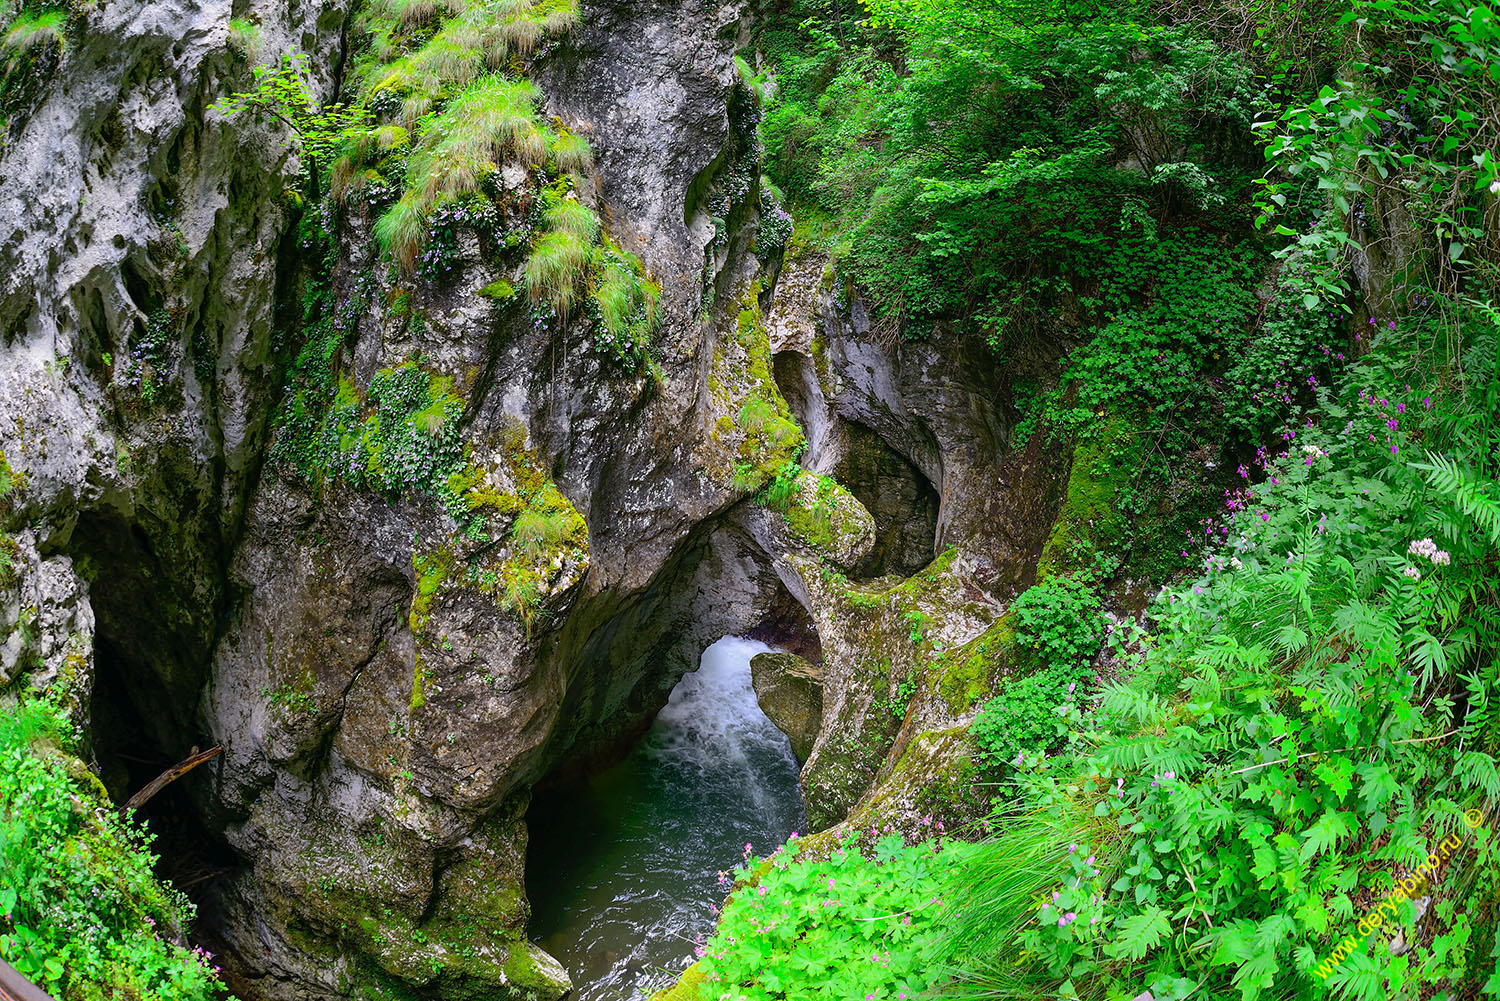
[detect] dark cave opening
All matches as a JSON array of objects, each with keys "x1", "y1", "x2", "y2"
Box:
[
  {"x1": 89, "y1": 635, "x2": 240, "y2": 908},
  {"x1": 834, "y1": 421, "x2": 941, "y2": 577},
  {"x1": 69, "y1": 510, "x2": 243, "y2": 925}
]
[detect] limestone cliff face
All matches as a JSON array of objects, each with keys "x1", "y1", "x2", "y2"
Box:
[
  {"x1": 0, "y1": 0, "x2": 345, "y2": 755},
  {"x1": 0, "y1": 0, "x2": 1071, "y2": 998}
]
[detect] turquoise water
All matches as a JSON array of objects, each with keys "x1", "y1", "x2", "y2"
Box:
[{"x1": 526, "y1": 637, "x2": 806, "y2": 999}]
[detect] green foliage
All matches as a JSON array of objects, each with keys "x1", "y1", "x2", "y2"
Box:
[
  {"x1": 758, "y1": 458, "x2": 801, "y2": 511},
  {"x1": 872, "y1": 675, "x2": 918, "y2": 721},
  {"x1": 209, "y1": 51, "x2": 370, "y2": 177},
  {"x1": 523, "y1": 228, "x2": 591, "y2": 313},
  {"x1": 270, "y1": 358, "x2": 468, "y2": 510},
  {"x1": 2, "y1": 7, "x2": 64, "y2": 61},
  {"x1": 903, "y1": 608, "x2": 929, "y2": 644},
  {"x1": 0, "y1": 534, "x2": 18, "y2": 589},
  {"x1": 1012, "y1": 575, "x2": 1105, "y2": 671},
  {"x1": 400, "y1": 75, "x2": 545, "y2": 217},
  {"x1": 0, "y1": 698, "x2": 225, "y2": 1001},
  {"x1": 511, "y1": 505, "x2": 571, "y2": 554},
  {"x1": 0, "y1": 6, "x2": 66, "y2": 128},
  {"x1": 227, "y1": 17, "x2": 260, "y2": 59},
  {"x1": 591, "y1": 243, "x2": 660, "y2": 369},
  {"x1": 968, "y1": 578, "x2": 1101, "y2": 767},
  {"x1": 946, "y1": 314, "x2": 1500, "y2": 1000},
  {"x1": 757, "y1": 5, "x2": 1256, "y2": 342},
  {"x1": 694, "y1": 833, "x2": 963, "y2": 1000},
  {"x1": 1255, "y1": 0, "x2": 1500, "y2": 300},
  {"x1": 0, "y1": 446, "x2": 19, "y2": 501}
]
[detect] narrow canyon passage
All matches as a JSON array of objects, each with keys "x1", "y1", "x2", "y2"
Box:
[{"x1": 526, "y1": 637, "x2": 806, "y2": 999}]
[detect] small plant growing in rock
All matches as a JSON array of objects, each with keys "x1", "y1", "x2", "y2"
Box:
[
  {"x1": 759, "y1": 459, "x2": 801, "y2": 510},
  {"x1": 511, "y1": 506, "x2": 571, "y2": 554},
  {"x1": 904, "y1": 607, "x2": 930, "y2": 644},
  {"x1": 209, "y1": 51, "x2": 371, "y2": 196}
]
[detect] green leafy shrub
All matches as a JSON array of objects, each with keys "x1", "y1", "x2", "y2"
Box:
[
  {"x1": 694, "y1": 833, "x2": 963, "y2": 1000},
  {"x1": 968, "y1": 566, "x2": 1105, "y2": 777},
  {"x1": 0, "y1": 699, "x2": 225, "y2": 1001},
  {"x1": 1011, "y1": 576, "x2": 1105, "y2": 671}
]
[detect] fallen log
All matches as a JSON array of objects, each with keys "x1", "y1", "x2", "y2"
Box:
[{"x1": 122, "y1": 745, "x2": 223, "y2": 814}]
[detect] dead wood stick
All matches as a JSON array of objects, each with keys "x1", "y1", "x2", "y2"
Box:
[{"x1": 122, "y1": 745, "x2": 223, "y2": 813}]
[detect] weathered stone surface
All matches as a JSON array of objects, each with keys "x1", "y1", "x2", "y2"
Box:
[
  {"x1": 0, "y1": 1, "x2": 1091, "y2": 999},
  {"x1": 749, "y1": 651, "x2": 822, "y2": 762}
]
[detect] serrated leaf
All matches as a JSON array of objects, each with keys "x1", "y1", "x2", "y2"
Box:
[
  {"x1": 1300, "y1": 811, "x2": 1354, "y2": 862},
  {"x1": 1315, "y1": 757, "x2": 1354, "y2": 802},
  {"x1": 1356, "y1": 762, "x2": 1397, "y2": 813},
  {"x1": 1106, "y1": 906, "x2": 1171, "y2": 961}
]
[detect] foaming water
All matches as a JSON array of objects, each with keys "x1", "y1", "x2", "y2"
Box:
[{"x1": 526, "y1": 637, "x2": 806, "y2": 999}]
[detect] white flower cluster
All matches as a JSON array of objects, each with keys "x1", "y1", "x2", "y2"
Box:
[
  {"x1": 1402, "y1": 566, "x2": 1422, "y2": 581},
  {"x1": 1407, "y1": 538, "x2": 1451, "y2": 565},
  {"x1": 1301, "y1": 444, "x2": 1326, "y2": 458}
]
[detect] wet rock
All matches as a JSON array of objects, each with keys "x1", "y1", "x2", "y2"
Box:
[{"x1": 750, "y1": 651, "x2": 822, "y2": 762}]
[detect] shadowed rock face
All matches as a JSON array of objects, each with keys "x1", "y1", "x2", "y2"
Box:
[
  {"x1": 0, "y1": 0, "x2": 1081, "y2": 997},
  {"x1": 750, "y1": 651, "x2": 822, "y2": 763}
]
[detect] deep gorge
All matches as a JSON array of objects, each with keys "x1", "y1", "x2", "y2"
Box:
[{"x1": 1, "y1": 0, "x2": 1496, "y2": 998}]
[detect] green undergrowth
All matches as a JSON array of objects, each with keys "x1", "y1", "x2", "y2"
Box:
[
  {"x1": 0, "y1": 697, "x2": 225, "y2": 1001},
  {"x1": 944, "y1": 316, "x2": 1500, "y2": 999},
  {"x1": 968, "y1": 575, "x2": 1105, "y2": 770},
  {"x1": 693, "y1": 833, "x2": 966, "y2": 1000}
]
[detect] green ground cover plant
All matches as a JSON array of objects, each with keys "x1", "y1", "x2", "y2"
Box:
[
  {"x1": 696, "y1": 833, "x2": 965, "y2": 1000},
  {"x1": 729, "y1": 1, "x2": 1500, "y2": 1000},
  {"x1": 945, "y1": 310, "x2": 1500, "y2": 1001},
  {"x1": 0, "y1": 698, "x2": 225, "y2": 1001}
]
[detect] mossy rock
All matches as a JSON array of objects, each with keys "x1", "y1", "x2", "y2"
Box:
[
  {"x1": 779, "y1": 471, "x2": 873, "y2": 570},
  {"x1": 750, "y1": 651, "x2": 822, "y2": 762},
  {"x1": 648, "y1": 961, "x2": 707, "y2": 1001},
  {"x1": 1036, "y1": 418, "x2": 1132, "y2": 581},
  {"x1": 932, "y1": 609, "x2": 1018, "y2": 714},
  {"x1": 847, "y1": 725, "x2": 986, "y2": 831}
]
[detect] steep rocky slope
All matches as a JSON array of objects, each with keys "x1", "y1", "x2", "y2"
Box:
[{"x1": 0, "y1": 1, "x2": 1079, "y2": 998}]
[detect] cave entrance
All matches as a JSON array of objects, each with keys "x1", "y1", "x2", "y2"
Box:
[
  {"x1": 72, "y1": 510, "x2": 240, "y2": 928},
  {"x1": 89, "y1": 635, "x2": 240, "y2": 919},
  {"x1": 524, "y1": 635, "x2": 806, "y2": 1000}
]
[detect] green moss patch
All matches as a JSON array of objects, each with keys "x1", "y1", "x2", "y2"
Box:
[
  {"x1": 932, "y1": 609, "x2": 1018, "y2": 714},
  {"x1": 1035, "y1": 417, "x2": 1131, "y2": 581}
]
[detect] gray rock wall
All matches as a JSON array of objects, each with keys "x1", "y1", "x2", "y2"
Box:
[{"x1": 0, "y1": 0, "x2": 1078, "y2": 997}]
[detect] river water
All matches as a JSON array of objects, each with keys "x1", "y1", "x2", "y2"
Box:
[{"x1": 526, "y1": 636, "x2": 806, "y2": 999}]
